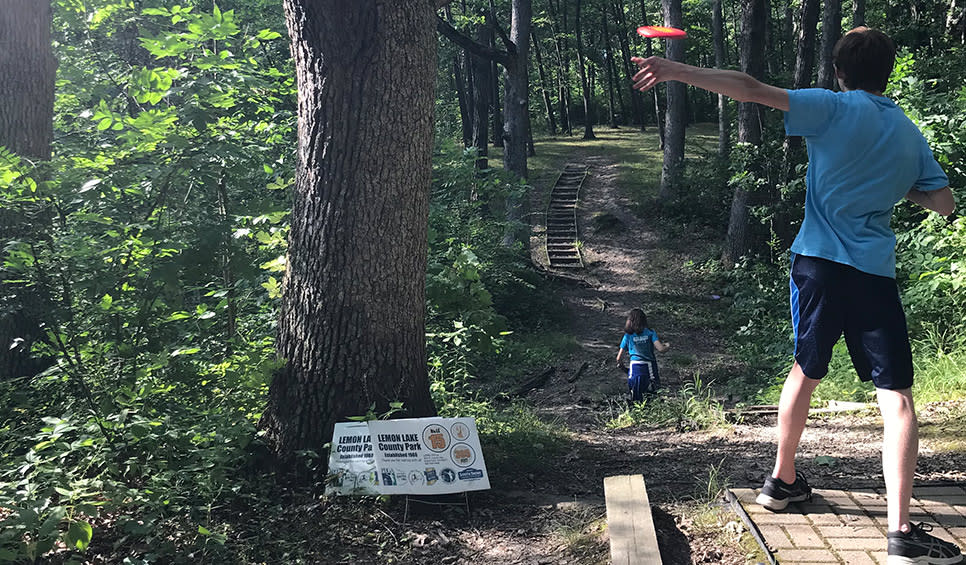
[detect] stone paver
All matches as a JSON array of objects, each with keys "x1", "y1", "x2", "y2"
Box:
[{"x1": 737, "y1": 484, "x2": 966, "y2": 564}]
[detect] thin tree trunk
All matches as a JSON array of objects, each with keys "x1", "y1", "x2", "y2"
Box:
[
  {"x1": 548, "y1": 0, "x2": 573, "y2": 135},
  {"x1": 640, "y1": 0, "x2": 665, "y2": 141},
  {"x1": 854, "y1": 0, "x2": 866, "y2": 27},
  {"x1": 531, "y1": 30, "x2": 557, "y2": 135},
  {"x1": 575, "y1": 0, "x2": 596, "y2": 140},
  {"x1": 611, "y1": 0, "x2": 646, "y2": 128},
  {"x1": 817, "y1": 0, "x2": 842, "y2": 90},
  {"x1": 712, "y1": 0, "x2": 730, "y2": 158},
  {"x1": 722, "y1": 0, "x2": 766, "y2": 268},
  {"x1": 472, "y1": 21, "x2": 493, "y2": 168},
  {"x1": 659, "y1": 0, "x2": 685, "y2": 198},
  {"x1": 602, "y1": 11, "x2": 619, "y2": 128},
  {"x1": 447, "y1": 6, "x2": 473, "y2": 146},
  {"x1": 264, "y1": 0, "x2": 437, "y2": 471}
]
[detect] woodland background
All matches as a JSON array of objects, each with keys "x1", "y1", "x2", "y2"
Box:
[{"x1": 0, "y1": 0, "x2": 964, "y2": 562}]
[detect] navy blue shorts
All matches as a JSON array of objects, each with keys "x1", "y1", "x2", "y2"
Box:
[{"x1": 790, "y1": 254, "x2": 913, "y2": 390}]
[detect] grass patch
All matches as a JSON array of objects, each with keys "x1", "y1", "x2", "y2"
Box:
[
  {"x1": 605, "y1": 374, "x2": 729, "y2": 431},
  {"x1": 549, "y1": 506, "x2": 608, "y2": 563}
]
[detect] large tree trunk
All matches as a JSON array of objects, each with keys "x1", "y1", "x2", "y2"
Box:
[
  {"x1": 659, "y1": 0, "x2": 685, "y2": 199},
  {"x1": 501, "y1": 0, "x2": 533, "y2": 246},
  {"x1": 816, "y1": 0, "x2": 842, "y2": 90},
  {"x1": 263, "y1": 0, "x2": 437, "y2": 470},
  {"x1": 722, "y1": 0, "x2": 766, "y2": 268},
  {"x1": 531, "y1": 31, "x2": 557, "y2": 135},
  {"x1": 712, "y1": 0, "x2": 730, "y2": 158},
  {"x1": 575, "y1": 0, "x2": 596, "y2": 140},
  {"x1": 0, "y1": 0, "x2": 56, "y2": 380}
]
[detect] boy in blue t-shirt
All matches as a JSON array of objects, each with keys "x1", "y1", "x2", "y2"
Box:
[
  {"x1": 617, "y1": 308, "x2": 670, "y2": 401},
  {"x1": 632, "y1": 27, "x2": 959, "y2": 564}
]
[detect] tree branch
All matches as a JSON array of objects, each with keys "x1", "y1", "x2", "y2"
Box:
[
  {"x1": 436, "y1": 15, "x2": 511, "y2": 67},
  {"x1": 488, "y1": 10, "x2": 516, "y2": 56}
]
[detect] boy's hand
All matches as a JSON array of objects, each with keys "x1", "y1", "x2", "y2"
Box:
[{"x1": 631, "y1": 56, "x2": 678, "y2": 92}]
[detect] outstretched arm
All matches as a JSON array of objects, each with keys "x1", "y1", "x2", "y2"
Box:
[
  {"x1": 906, "y1": 186, "x2": 955, "y2": 216},
  {"x1": 654, "y1": 340, "x2": 670, "y2": 353},
  {"x1": 631, "y1": 56, "x2": 789, "y2": 111}
]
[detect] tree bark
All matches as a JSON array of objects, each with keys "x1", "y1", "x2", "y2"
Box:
[
  {"x1": 575, "y1": 0, "x2": 596, "y2": 140},
  {"x1": 659, "y1": 0, "x2": 685, "y2": 199},
  {"x1": 641, "y1": 0, "x2": 665, "y2": 142},
  {"x1": 853, "y1": 0, "x2": 866, "y2": 27},
  {"x1": 446, "y1": 6, "x2": 473, "y2": 146},
  {"x1": 263, "y1": 0, "x2": 437, "y2": 471},
  {"x1": 712, "y1": 0, "x2": 730, "y2": 158},
  {"x1": 501, "y1": 0, "x2": 533, "y2": 246},
  {"x1": 548, "y1": 0, "x2": 573, "y2": 135},
  {"x1": 602, "y1": 11, "x2": 619, "y2": 128},
  {"x1": 611, "y1": 0, "x2": 646, "y2": 129},
  {"x1": 531, "y1": 30, "x2": 557, "y2": 135},
  {"x1": 0, "y1": 0, "x2": 56, "y2": 380},
  {"x1": 816, "y1": 0, "x2": 842, "y2": 90},
  {"x1": 722, "y1": 0, "x2": 766, "y2": 268}
]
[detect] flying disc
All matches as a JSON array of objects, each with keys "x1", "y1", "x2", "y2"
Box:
[{"x1": 636, "y1": 25, "x2": 687, "y2": 39}]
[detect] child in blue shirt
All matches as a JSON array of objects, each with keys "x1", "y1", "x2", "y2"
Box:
[
  {"x1": 616, "y1": 308, "x2": 670, "y2": 401},
  {"x1": 631, "y1": 27, "x2": 958, "y2": 564}
]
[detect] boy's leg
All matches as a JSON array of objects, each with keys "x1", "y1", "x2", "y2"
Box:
[
  {"x1": 772, "y1": 362, "x2": 821, "y2": 484},
  {"x1": 875, "y1": 386, "x2": 917, "y2": 533}
]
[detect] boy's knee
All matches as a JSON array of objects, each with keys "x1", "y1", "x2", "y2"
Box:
[{"x1": 876, "y1": 387, "x2": 916, "y2": 419}]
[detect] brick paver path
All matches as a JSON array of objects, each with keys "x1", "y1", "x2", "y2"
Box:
[{"x1": 731, "y1": 484, "x2": 966, "y2": 564}]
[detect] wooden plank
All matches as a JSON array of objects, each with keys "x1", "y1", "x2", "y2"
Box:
[{"x1": 604, "y1": 474, "x2": 663, "y2": 565}]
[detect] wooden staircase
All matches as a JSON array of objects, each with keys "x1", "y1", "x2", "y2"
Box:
[{"x1": 545, "y1": 164, "x2": 587, "y2": 268}]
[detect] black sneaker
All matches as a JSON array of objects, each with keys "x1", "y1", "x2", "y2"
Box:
[
  {"x1": 887, "y1": 523, "x2": 963, "y2": 565},
  {"x1": 755, "y1": 472, "x2": 812, "y2": 511}
]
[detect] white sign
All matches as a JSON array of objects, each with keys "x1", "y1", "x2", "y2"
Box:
[{"x1": 325, "y1": 417, "x2": 490, "y2": 496}]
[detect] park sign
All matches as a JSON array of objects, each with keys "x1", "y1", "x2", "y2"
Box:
[{"x1": 325, "y1": 417, "x2": 491, "y2": 496}]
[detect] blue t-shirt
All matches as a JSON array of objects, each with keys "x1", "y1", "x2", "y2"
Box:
[
  {"x1": 620, "y1": 329, "x2": 659, "y2": 362},
  {"x1": 784, "y1": 89, "x2": 949, "y2": 278}
]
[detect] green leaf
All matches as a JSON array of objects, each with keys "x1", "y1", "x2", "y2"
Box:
[
  {"x1": 256, "y1": 29, "x2": 282, "y2": 40},
  {"x1": 170, "y1": 347, "x2": 201, "y2": 357},
  {"x1": 66, "y1": 520, "x2": 93, "y2": 551},
  {"x1": 198, "y1": 525, "x2": 212, "y2": 535},
  {"x1": 99, "y1": 294, "x2": 113, "y2": 310}
]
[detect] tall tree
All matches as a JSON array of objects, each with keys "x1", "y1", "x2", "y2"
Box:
[
  {"x1": 853, "y1": 0, "x2": 866, "y2": 27},
  {"x1": 262, "y1": 1, "x2": 438, "y2": 469},
  {"x1": 641, "y1": 0, "x2": 666, "y2": 144},
  {"x1": 712, "y1": 0, "x2": 730, "y2": 158},
  {"x1": 816, "y1": 0, "x2": 842, "y2": 90},
  {"x1": 611, "y1": 0, "x2": 646, "y2": 129},
  {"x1": 601, "y1": 9, "x2": 620, "y2": 128},
  {"x1": 0, "y1": 0, "x2": 56, "y2": 379},
  {"x1": 437, "y1": 0, "x2": 533, "y2": 245},
  {"x1": 531, "y1": 30, "x2": 557, "y2": 135},
  {"x1": 575, "y1": 0, "x2": 596, "y2": 139},
  {"x1": 722, "y1": 0, "x2": 766, "y2": 267},
  {"x1": 659, "y1": 0, "x2": 685, "y2": 198}
]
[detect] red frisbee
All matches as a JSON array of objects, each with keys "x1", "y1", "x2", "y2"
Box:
[{"x1": 636, "y1": 25, "x2": 687, "y2": 39}]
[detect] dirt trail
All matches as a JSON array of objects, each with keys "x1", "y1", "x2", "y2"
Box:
[{"x1": 528, "y1": 148, "x2": 740, "y2": 430}]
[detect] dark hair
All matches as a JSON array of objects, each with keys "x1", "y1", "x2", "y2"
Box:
[
  {"x1": 624, "y1": 308, "x2": 648, "y2": 334},
  {"x1": 832, "y1": 27, "x2": 896, "y2": 93}
]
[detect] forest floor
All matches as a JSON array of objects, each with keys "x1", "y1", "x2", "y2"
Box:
[{"x1": 260, "y1": 128, "x2": 966, "y2": 565}]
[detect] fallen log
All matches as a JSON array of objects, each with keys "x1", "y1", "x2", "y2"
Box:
[{"x1": 512, "y1": 366, "x2": 556, "y2": 397}]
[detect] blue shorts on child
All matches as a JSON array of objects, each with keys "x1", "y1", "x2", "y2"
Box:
[{"x1": 628, "y1": 360, "x2": 659, "y2": 401}]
